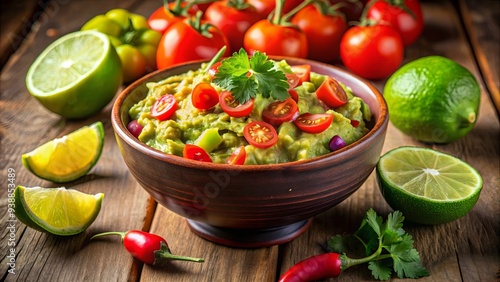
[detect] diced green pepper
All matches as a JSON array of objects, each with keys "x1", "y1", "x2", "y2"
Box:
[{"x1": 194, "y1": 128, "x2": 223, "y2": 153}]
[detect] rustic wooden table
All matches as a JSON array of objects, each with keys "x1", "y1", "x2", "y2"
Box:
[{"x1": 1, "y1": 0, "x2": 498, "y2": 281}]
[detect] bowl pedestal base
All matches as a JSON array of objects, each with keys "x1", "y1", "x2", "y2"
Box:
[{"x1": 186, "y1": 218, "x2": 313, "y2": 248}]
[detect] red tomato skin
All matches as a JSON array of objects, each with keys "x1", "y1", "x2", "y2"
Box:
[
  {"x1": 151, "y1": 94, "x2": 178, "y2": 121},
  {"x1": 243, "y1": 121, "x2": 279, "y2": 149},
  {"x1": 183, "y1": 144, "x2": 212, "y2": 162},
  {"x1": 226, "y1": 146, "x2": 246, "y2": 165},
  {"x1": 366, "y1": 0, "x2": 423, "y2": 46},
  {"x1": 248, "y1": 0, "x2": 303, "y2": 18},
  {"x1": 316, "y1": 76, "x2": 348, "y2": 108},
  {"x1": 262, "y1": 98, "x2": 299, "y2": 127},
  {"x1": 291, "y1": 64, "x2": 311, "y2": 85},
  {"x1": 294, "y1": 113, "x2": 334, "y2": 134},
  {"x1": 291, "y1": 5, "x2": 348, "y2": 62},
  {"x1": 219, "y1": 91, "x2": 255, "y2": 117},
  {"x1": 191, "y1": 83, "x2": 219, "y2": 110},
  {"x1": 156, "y1": 20, "x2": 231, "y2": 70},
  {"x1": 148, "y1": 2, "x2": 199, "y2": 34},
  {"x1": 244, "y1": 20, "x2": 308, "y2": 58},
  {"x1": 205, "y1": 1, "x2": 262, "y2": 53},
  {"x1": 340, "y1": 24, "x2": 403, "y2": 80}
]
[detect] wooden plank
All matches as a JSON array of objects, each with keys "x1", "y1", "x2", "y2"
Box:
[
  {"x1": 279, "y1": 0, "x2": 500, "y2": 280},
  {"x1": 0, "y1": 0, "x2": 39, "y2": 69},
  {"x1": 459, "y1": 0, "x2": 500, "y2": 115},
  {"x1": 0, "y1": 0, "x2": 154, "y2": 281}
]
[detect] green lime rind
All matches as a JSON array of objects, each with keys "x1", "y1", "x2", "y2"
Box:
[
  {"x1": 383, "y1": 56, "x2": 480, "y2": 143},
  {"x1": 376, "y1": 146, "x2": 483, "y2": 225},
  {"x1": 21, "y1": 121, "x2": 105, "y2": 183},
  {"x1": 25, "y1": 30, "x2": 122, "y2": 119},
  {"x1": 14, "y1": 186, "x2": 104, "y2": 236}
]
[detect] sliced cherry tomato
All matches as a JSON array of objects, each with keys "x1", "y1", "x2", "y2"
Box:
[
  {"x1": 288, "y1": 89, "x2": 299, "y2": 102},
  {"x1": 243, "y1": 121, "x2": 278, "y2": 149},
  {"x1": 219, "y1": 91, "x2": 254, "y2": 117},
  {"x1": 262, "y1": 98, "x2": 299, "y2": 127},
  {"x1": 208, "y1": 61, "x2": 222, "y2": 77},
  {"x1": 294, "y1": 113, "x2": 333, "y2": 134},
  {"x1": 226, "y1": 146, "x2": 246, "y2": 165},
  {"x1": 316, "y1": 77, "x2": 348, "y2": 108},
  {"x1": 151, "y1": 94, "x2": 178, "y2": 121},
  {"x1": 183, "y1": 144, "x2": 212, "y2": 162},
  {"x1": 286, "y1": 73, "x2": 299, "y2": 89},
  {"x1": 191, "y1": 82, "x2": 219, "y2": 110},
  {"x1": 291, "y1": 65, "x2": 311, "y2": 85}
]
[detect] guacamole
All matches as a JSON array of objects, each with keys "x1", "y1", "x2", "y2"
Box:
[{"x1": 128, "y1": 61, "x2": 371, "y2": 165}]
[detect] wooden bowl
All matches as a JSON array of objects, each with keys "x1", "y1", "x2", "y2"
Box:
[{"x1": 111, "y1": 58, "x2": 389, "y2": 248}]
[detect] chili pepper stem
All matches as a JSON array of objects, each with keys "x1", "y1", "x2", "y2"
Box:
[
  {"x1": 91, "y1": 231, "x2": 127, "y2": 241},
  {"x1": 155, "y1": 242, "x2": 205, "y2": 263}
]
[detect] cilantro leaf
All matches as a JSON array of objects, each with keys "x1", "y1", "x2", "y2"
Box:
[
  {"x1": 212, "y1": 48, "x2": 290, "y2": 103},
  {"x1": 368, "y1": 259, "x2": 393, "y2": 281},
  {"x1": 365, "y1": 208, "x2": 384, "y2": 237}
]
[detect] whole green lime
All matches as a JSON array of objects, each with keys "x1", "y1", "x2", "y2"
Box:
[
  {"x1": 384, "y1": 56, "x2": 480, "y2": 143},
  {"x1": 26, "y1": 30, "x2": 122, "y2": 119}
]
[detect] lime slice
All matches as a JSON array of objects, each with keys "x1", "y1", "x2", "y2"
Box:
[
  {"x1": 14, "y1": 186, "x2": 104, "y2": 236},
  {"x1": 376, "y1": 146, "x2": 483, "y2": 225},
  {"x1": 26, "y1": 30, "x2": 122, "y2": 119},
  {"x1": 22, "y1": 122, "x2": 104, "y2": 183}
]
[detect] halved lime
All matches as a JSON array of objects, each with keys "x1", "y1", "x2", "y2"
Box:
[
  {"x1": 376, "y1": 146, "x2": 483, "y2": 225},
  {"x1": 22, "y1": 121, "x2": 104, "y2": 183},
  {"x1": 14, "y1": 186, "x2": 104, "y2": 236},
  {"x1": 26, "y1": 30, "x2": 122, "y2": 119}
]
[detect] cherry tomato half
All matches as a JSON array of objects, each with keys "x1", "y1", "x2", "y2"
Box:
[
  {"x1": 286, "y1": 73, "x2": 299, "y2": 89},
  {"x1": 243, "y1": 121, "x2": 278, "y2": 149},
  {"x1": 288, "y1": 89, "x2": 299, "y2": 102},
  {"x1": 316, "y1": 77, "x2": 348, "y2": 108},
  {"x1": 183, "y1": 144, "x2": 212, "y2": 162},
  {"x1": 262, "y1": 98, "x2": 299, "y2": 127},
  {"x1": 226, "y1": 146, "x2": 246, "y2": 165},
  {"x1": 219, "y1": 91, "x2": 254, "y2": 117},
  {"x1": 291, "y1": 65, "x2": 311, "y2": 86},
  {"x1": 294, "y1": 113, "x2": 333, "y2": 134},
  {"x1": 191, "y1": 82, "x2": 219, "y2": 110},
  {"x1": 208, "y1": 61, "x2": 222, "y2": 78},
  {"x1": 151, "y1": 94, "x2": 178, "y2": 121}
]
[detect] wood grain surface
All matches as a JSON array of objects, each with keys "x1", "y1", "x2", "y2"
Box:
[{"x1": 1, "y1": 0, "x2": 498, "y2": 281}]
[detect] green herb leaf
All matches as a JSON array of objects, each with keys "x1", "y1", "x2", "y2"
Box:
[
  {"x1": 368, "y1": 259, "x2": 393, "y2": 281},
  {"x1": 212, "y1": 48, "x2": 289, "y2": 103}
]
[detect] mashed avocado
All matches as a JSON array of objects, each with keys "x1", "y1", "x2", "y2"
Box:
[{"x1": 129, "y1": 61, "x2": 371, "y2": 165}]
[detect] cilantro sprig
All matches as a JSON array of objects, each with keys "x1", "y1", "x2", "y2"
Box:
[
  {"x1": 212, "y1": 49, "x2": 290, "y2": 103},
  {"x1": 327, "y1": 209, "x2": 429, "y2": 280}
]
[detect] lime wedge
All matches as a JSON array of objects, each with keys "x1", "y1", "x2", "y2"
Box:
[
  {"x1": 14, "y1": 186, "x2": 104, "y2": 236},
  {"x1": 26, "y1": 30, "x2": 122, "y2": 119},
  {"x1": 22, "y1": 122, "x2": 104, "y2": 183},
  {"x1": 376, "y1": 146, "x2": 483, "y2": 225}
]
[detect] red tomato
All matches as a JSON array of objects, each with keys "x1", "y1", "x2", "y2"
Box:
[
  {"x1": 205, "y1": 1, "x2": 262, "y2": 52},
  {"x1": 262, "y1": 98, "x2": 299, "y2": 127},
  {"x1": 366, "y1": 0, "x2": 423, "y2": 46},
  {"x1": 291, "y1": 4, "x2": 348, "y2": 62},
  {"x1": 191, "y1": 82, "x2": 219, "y2": 110},
  {"x1": 219, "y1": 91, "x2": 254, "y2": 117},
  {"x1": 208, "y1": 61, "x2": 222, "y2": 77},
  {"x1": 244, "y1": 19, "x2": 308, "y2": 58},
  {"x1": 183, "y1": 144, "x2": 212, "y2": 162},
  {"x1": 291, "y1": 65, "x2": 311, "y2": 85},
  {"x1": 243, "y1": 121, "x2": 278, "y2": 149},
  {"x1": 294, "y1": 113, "x2": 333, "y2": 134},
  {"x1": 288, "y1": 89, "x2": 299, "y2": 102},
  {"x1": 248, "y1": 0, "x2": 303, "y2": 18},
  {"x1": 340, "y1": 24, "x2": 403, "y2": 80},
  {"x1": 156, "y1": 19, "x2": 231, "y2": 70},
  {"x1": 226, "y1": 146, "x2": 246, "y2": 165},
  {"x1": 316, "y1": 77, "x2": 348, "y2": 108},
  {"x1": 286, "y1": 73, "x2": 299, "y2": 89},
  {"x1": 329, "y1": 0, "x2": 368, "y2": 22},
  {"x1": 151, "y1": 94, "x2": 178, "y2": 121},
  {"x1": 147, "y1": 2, "x2": 199, "y2": 34}
]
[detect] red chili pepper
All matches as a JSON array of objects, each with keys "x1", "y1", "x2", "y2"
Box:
[
  {"x1": 279, "y1": 253, "x2": 342, "y2": 282},
  {"x1": 91, "y1": 230, "x2": 204, "y2": 265}
]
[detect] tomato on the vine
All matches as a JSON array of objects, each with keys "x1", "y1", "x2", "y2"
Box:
[
  {"x1": 151, "y1": 94, "x2": 178, "y2": 121},
  {"x1": 247, "y1": 0, "x2": 303, "y2": 18},
  {"x1": 291, "y1": 3, "x2": 348, "y2": 62},
  {"x1": 294, "y1": 113, "x2": 333, "y2": 134},
  {"x1": 219, "y1": 91, "x2": 254, "y2": 117},
  {"x1": 329, "y1": 0, "x2": 368, "y2": 22},
  {"x1": 191, "y1": 82, "x2": 219, "y2": 110},
  {"x1": 183, "y1": 144, "x2": 212, "y2": 162},
  {"x1": 262, "y1": 98, "x2": 299, "y2": 127},
  {"x1": 366, "y1": 0, "x2": 423, "y2": 46},
  {"x1": 243, "y1": 0, "x2": 308, "y2": 58},
  {"x1": 205, "y1": 0, "x2": 262, "y2": 53},
  {"x1": 340, "y1": 23, "x2": 403, "y2": 80},
  {"x1": 156, "y1": 12, "x2": 231, "y2": 70},
  {"x1": 243, "y1": 121, "x2": 278, "y2": 149},
  {"x1": 226, "y1": 146, "x2": 246, "y2": 165},
  {"x1": 148, "y1": 0, "x2": 199, "y2": 34},
  {"x1": 316, "y1": 76, "x2": 348, "y2": 108}
]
